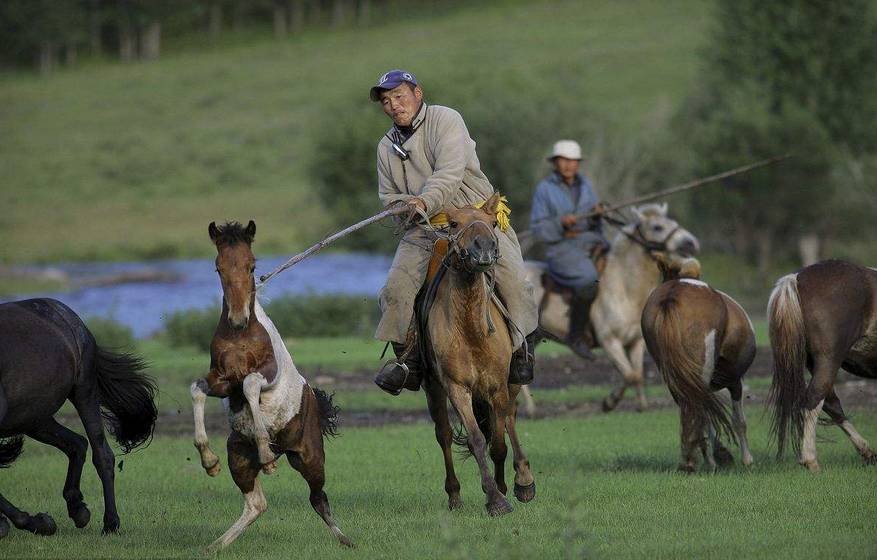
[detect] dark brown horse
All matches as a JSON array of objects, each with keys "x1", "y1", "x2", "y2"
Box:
[
  {"x1": 420, "y1": 194, "x2": 535, "y2": 516},
  {"x1": 190, "y1": 221, "x2": 351, "y2": 550},
  {"x1": 0, "y1": 298, "x2": 156, "y2": 538},
  {"x1": 641, "y1": 256, "x2": 755, "y2": 472},
  {"x1": 768, "y1": 259, "x2": 877, "y2": 472}
]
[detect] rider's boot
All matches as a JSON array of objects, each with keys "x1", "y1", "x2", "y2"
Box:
[
  {"x1": 375, "y1": 341, "x2": 422, "y2": 396},
  {"x1": 509, "y1": 331, "x2": 537, "y2": 385},
  {"x1": 566, "y1": 293, "x2": 596, "y2": 361}
]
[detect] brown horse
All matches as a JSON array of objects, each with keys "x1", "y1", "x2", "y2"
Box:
[
  {"x1": 768, "y1": 259, "x2": 877, "y2": 472},
  {"x1": 641, "y1": 256, "x2": 755, "y2": 472},
  {"x1": 190, "y1": 221, "x2": 351, "y2": 550},
  {"x1": 418, "y1": 193, "x2": 535, "y2": 516}
]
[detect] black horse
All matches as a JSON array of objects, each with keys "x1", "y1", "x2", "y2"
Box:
[{"x1": 0, "y1": 298, "x2": 157, "y2": 539}]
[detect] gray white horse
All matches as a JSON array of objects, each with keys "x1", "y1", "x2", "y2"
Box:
[{"x1": 525, "y1": 203, "x2": 699, "y2": 411}]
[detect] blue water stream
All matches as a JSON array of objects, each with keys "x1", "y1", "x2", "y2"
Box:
[{"x1": 2, "y1": 253, "x2": 392, "y2": 338}]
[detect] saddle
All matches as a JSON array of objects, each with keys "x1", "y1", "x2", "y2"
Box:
[{"x1": 540, "y1": 243, "x2": 608, "y2": 301}]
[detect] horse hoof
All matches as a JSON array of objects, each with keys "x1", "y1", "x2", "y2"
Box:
[
  {"x1": 0, "y1": 517, "x2": 9, "y2": 540},
  {"x1": 205, "y1": 461, "x2": 222, "y2": 477},
  {"x1": 713, "y1": 447, "x2": 735, "y2": 468},
  {"x1": 69, "y1": 504, "x2": 91, "y2": 528},
  {"x1": 862, "y1": 450, "x2": 877, "y2": 465},
  {"x1": 101, "y1": 516, "x2": 120, "y2": 534},
  {"x1": 448, "y1": 496, "x2": 463, "y2": 511},
  {"x1": 338, "y1": 534, "x2": 355, "y2": 548},
  {"x1": 486, "y1": 497, "x2": 513, "y2": 517},
  {"x1": 800, "y1": 460, "x2": 820, "y2": 473},
  {"x1": 261, "y1": 460, "x2": 277, "y2": 475},
  {"x1": 601, "y1": 397, "x2": 617, "y2": 413},
  {"x1": 514, "y1": 482, "x2": 536, "y2": 503},
  {"x1": 677, "y1": 464, "x2": 695, "y2": 474},
  {"x1": 30, "y1": 513, "x2": 57, "y2": 536}
]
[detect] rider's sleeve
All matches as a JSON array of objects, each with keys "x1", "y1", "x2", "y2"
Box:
[
  {"x1": 418, "y1": 108, "x2": 469, "y2": 216},
  {"x1": 377, "y1": 143, "x2": 415, "y2": 208},
  {"x1": 530, "y1": 182, "x2": 565, "y2": 243}
]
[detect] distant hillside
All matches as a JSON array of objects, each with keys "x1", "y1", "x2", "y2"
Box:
[{"x1": 0, "y1": 0, "x2": 709, "y2": 263}]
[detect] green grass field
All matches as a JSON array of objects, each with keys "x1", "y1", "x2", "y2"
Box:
[
  {"x1": 0, "y1": 0, "x2": 710, "y2": 264},
  {"x1": 2, "y1": 409, "x2": 875, "y2": 559}
]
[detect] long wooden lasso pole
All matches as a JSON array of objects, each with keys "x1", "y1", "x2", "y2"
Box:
[{"x1": 259, "y1": 205, "x2": 409, "y2": 284}]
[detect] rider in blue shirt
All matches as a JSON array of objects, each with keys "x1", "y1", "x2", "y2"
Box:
[{"x1": 530, "y1": 140, "x2": 608, "y2": 359}]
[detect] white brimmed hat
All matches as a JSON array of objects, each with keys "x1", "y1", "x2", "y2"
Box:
[{"x1": 548, "y1": 139, "x2": 582, "y2": 161}]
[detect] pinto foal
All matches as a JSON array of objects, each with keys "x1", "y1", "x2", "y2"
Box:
[
  {"x1": 641, "y1": 256, "x2": 755, "y2": 472},
  {"x1": 190, "y1": 221, "x2": 351, "y2": 550}
]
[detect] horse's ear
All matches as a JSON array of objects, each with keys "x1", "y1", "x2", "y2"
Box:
[
  {"x1": 631, "y1": 206, "x2": 644, "y2": 222},
  {"x1": 208, "y1": 222, "x2": 220, "y2": 243},
  {"x1": 484, "y1": 192, "x2": 502, "y2": 215},
  {"x1": 658, "y1": 202, "x2": 668, "y2": 216},
  {"x1": 245, "y1": 220, "x2": 256, "y2": 240}
]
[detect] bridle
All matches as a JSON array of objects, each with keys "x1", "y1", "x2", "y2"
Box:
[
  {"x1": 603, "y1": 213, "x2": 681, "y2": 257},
  {"x1": 444, "y1": 219, "x2": 501, "y2": 273}
]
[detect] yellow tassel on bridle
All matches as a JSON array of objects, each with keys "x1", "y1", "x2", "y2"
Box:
[{"x1": 429, "y1": 195, "x2": 511, "y2": 232}]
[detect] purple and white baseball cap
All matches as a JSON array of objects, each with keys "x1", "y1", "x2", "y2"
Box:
[{"x1": 369, "y1": 69, "x2": 418, "y2": 101}]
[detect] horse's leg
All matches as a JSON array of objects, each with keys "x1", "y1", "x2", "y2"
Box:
[
  {"x1": 70, "y1": 384, "x2": 120, "y2": 533},
  {"x1": 822, "y1": 389, "x2": 876, "y2": 465},
  {"x1": 207, "y1": 433, "x2": 265, "y2": 553},
  {"x1": 190, "y1": 379, "x2": 221, "y2": 476},
  {"x1": 518, "y1": 385, "x2": 536, "y2": 417},
  {"x1": 242, "y1": 373, "x2": 278, "y2": 474},
  {"x1": 505, "y1": 388, "x2": 535, "y2": 503},
  {"x1": 287, "y1": 436, "x2": 353, "y2": 547},
  {"x1": 0, "y1": 494, "x2": 56, "y2": 536},
  {"x1": 445, "y1": 384, "x2": 512, "y2": 517},
  {"x1": 799, "y1": 357, "x2": 838, "y2": 472},
  {"x1": 601, "y1": 337, "x2": 637, "y2": 412},
  {"x1": 25, "y1": 418, "x2": 91, "y2": 528},
  {"x1": 423, "y1": 380, "x2": 462, "y2": 510},
  {"x1": 729, "y1": 382, "x2": 753, "y2": 466},
  {"x1": 488, "y1": 392, "x2": 510, "y2": 496},
  {"x1": 628, "y1": 338, "x2": 649, "y2": 412},
  {"x1": 677, "y1": 406, "x2": 700, "y2": 473}
]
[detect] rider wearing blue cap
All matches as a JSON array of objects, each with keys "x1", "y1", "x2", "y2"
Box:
[{"x1": 369, "y1": 69, "x2": 540, "y2": 395}]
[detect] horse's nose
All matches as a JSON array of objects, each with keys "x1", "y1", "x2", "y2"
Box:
[
  {"x1": 678, "y1": 236, "x2": 700, "y2": 257},
  {"x1": 473, "y1": 236, "x2": 497, "y2": 265}
]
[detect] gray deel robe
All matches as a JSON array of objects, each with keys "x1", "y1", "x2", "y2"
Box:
[
  {"x1": 375, "y1": 103, "x2": 538, "y2": 347},
  {"x1": 530, "y1": 172, "x2": 606, "y2": 296}
]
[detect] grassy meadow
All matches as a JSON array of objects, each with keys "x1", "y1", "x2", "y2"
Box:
[
  {"x1": 0, "y1": 0, "x2": 710, "y2": 264},
  {"x1": 2, "y1": 409, "x2": 875, "y2": 559}
]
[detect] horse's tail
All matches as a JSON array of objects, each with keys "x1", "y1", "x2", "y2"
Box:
[
  {"x1": 312, "y1": 387, "x2": 340, "y2": 438},
  {"x1": 93, "y1": 347, "x2": 157, "y2": 454},
  {"x1": 0, "y1": 436, "x2": 24, "y2": 468},
  {"x1": 452, "y1": 397, "x2": 494, "y2": 458},
  {"x1": 767, "y1": 273, "x2": 808, "y2": 458},
  {"x1": 653, "y1": 297, "x2": 735, "y2": 444}
]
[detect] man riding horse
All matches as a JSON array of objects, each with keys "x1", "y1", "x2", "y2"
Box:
[
  {"x1": 529, "y1": 140, "x2": 608, "y2": 360},
  {"x1": 369, "y1": 69, "x2": 539, "y2": 395}
]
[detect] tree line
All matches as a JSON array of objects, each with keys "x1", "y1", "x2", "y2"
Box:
[{"x1": 0, "y1": 0, "x2": 461, "y2": 74}]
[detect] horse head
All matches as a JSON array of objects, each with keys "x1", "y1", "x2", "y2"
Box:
[
  {"x1": 208, "y1": 220, "x2": 257, "y2": 331},
  {"x1": 445, "y1": 193, "x2": 502, "y2": 274},
  {"x1": 631, "y1": 203, "x2": 700, "y2": 258},
  {"x1": 654, "y1": 253, "x2": 702, "y2": 282}
]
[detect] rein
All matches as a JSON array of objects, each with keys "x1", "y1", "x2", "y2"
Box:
[{"x1": 602, "y1": 213, "x2": 679, "y2": 260}]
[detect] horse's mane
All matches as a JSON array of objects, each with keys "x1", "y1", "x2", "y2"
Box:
[{"x1": 213, "y1": 221, "x2": 254, "y2": 246}]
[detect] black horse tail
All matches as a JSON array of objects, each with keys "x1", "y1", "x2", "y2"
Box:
[
  {"x1": 313, "y1": 387, "x2": 340, "y2": 438},
  {"x1": 653, "y1": 296, "x2": 735, "y2": 445},
  {"x1": 0, "y1": 436, "x2": 24, "y2": 468},
  {"x1": 767, "y1": 273, "x2": 808, "y2": 458},
  {"x1": 452, "y1": 397, "x2": 494, "y2": 458},
  {"x1": 94, "y1": 347, "x2": 157, "y2": 454}
]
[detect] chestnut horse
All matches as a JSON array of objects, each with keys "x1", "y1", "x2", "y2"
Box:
[
  {"x1": 0, "y1": 298, "x2": 156, "y2": 538},
  {"x1": 641, "y1": 256, "x2": 755, "y2": 472},
  {"x1": 420, "y1": 193, "x2": 535, "y2": 516},
  {"x1": 190, "y1": 221, "x2": 351, "y2": 551},
  {"x1": 768, "y1": 259, "x2": 877, "y2": 472}
]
